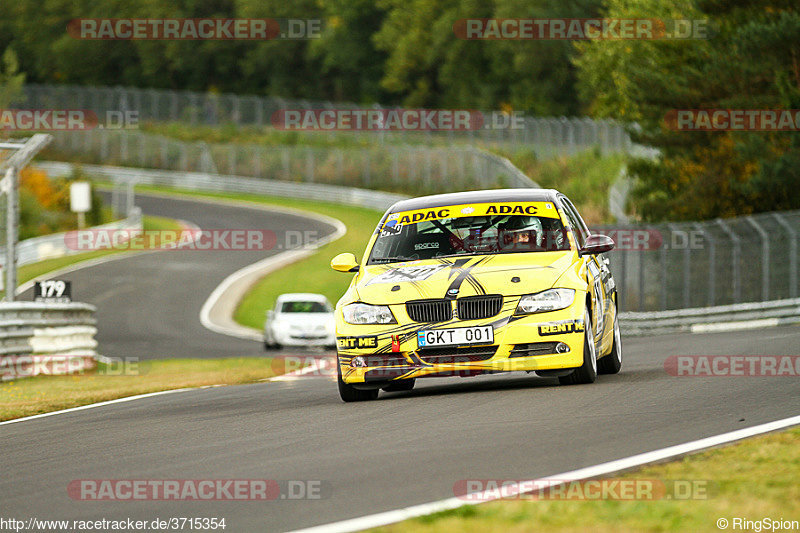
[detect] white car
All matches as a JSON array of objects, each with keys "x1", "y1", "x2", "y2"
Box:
[{"x1": 264, "y1": 293, "x2": 336, "y2": 350}]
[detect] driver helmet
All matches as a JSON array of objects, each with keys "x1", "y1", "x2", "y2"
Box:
[{"x1": 502, "y1": 215, "x2": 544, "y2": 247}]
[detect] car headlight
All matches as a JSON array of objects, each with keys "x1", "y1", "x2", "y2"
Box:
[
  {"x1": 515, "y1": 289, "x2": 575, "y2": 315},
  {"x1": 342, "y1": 303, "x2": 397, "y2": 325}
]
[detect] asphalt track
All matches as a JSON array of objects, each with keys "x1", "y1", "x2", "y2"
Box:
[
  {"x1": 3, "y1": 193, "x2": 800, "y2": 532},
  {"x1": 19, "y1": 192, "x2": 339, "y2": 359}
]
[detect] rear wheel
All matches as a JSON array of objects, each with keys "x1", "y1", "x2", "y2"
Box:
[
  {"x1": 598, "y1": 313, "x2": 622, "y2": 375},
  {"x1": 382, "y1": 379, "x2": 416, "y2": 392},
  {"x1": 559, "y1": 310, "x2": 597, "y2": 385},
  {"x1": 337, "y1": 366, "x2": 379, "y2": 402}
]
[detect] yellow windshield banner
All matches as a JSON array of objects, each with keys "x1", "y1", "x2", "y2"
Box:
[{"x1": 386, "y1": 202, "x2": 560, "y2": 226}]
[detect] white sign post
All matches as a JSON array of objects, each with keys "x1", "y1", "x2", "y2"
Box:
[
  {"x1": 70, "y1": 181, "x2": 91, "y2": 229},
  {"x1": 0, "y1": 134, "x2": 53, "y2": 301}
]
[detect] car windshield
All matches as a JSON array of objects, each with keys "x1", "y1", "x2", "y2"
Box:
[
  {"x1": 280, "y1": 301, "x2": 330, "y2": 313},
  {"x1": 368, "y1": 211, "x2": 570, "y2": 264}
]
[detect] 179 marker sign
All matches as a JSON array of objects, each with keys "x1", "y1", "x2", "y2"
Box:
[{"x1": 34, "y1": 280, "x2": 72, "y2": 303}]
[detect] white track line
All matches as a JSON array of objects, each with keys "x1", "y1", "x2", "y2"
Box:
[
  {"x1": 0, "y1": 388, "x2": 192, "y2": 427},
  {"x1": 268, "y1": 356, "x2": 337, "y2": 382},
  {"x1": 288, "y1": 414, "x2": 800, "y2": 533},
  {"x1": 198, "y1": 209, "x2": 346, "y2": 341},
  {"x1": 102, "y1": 188, "x2": 348, "y2": 341}
]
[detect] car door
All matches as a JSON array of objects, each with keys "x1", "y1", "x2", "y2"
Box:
[{"x1": 559, "y1": 197, "x2": 613, "y2": 347}]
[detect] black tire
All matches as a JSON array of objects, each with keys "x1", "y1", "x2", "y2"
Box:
[
  {"x1": 598, "y1": 312, "x2": 622, "y2": 375},
  {"x1": 382, "y1": 379, "x2": 416, "y2": 392},
  {"x1": 337, "y1": 368, "x2": 379, "y2": 402},
  {"x1": 559, "y1": 310, "x2": 598, "y2": 385}
]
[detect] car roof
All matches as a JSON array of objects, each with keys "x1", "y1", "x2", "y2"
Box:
[
  {"x1": 387, "y1": 188, "x2": 562, "y2": 213},
  {"x1": 276, "y1": 293, "x2": 330, "y2": 303}
]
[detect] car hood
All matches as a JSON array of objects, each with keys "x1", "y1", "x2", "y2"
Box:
[{"x1": 354, "y1": 253, "x2": 575, "y2": 305}]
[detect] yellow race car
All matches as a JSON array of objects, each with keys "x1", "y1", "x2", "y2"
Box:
[{"x1": 330, "y1": 189, "x2": 621, "y2": 402}]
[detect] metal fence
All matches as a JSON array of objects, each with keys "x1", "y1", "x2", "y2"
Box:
[
  {"x1": 595, "y1": 209, "x2": 800, "y2": 312},
  {"x1": 45, "y1": 129, "x2": 538, "y2": 195},
  {"x1": 15, "y1": 83, "x2": 635, "y2": 156}
]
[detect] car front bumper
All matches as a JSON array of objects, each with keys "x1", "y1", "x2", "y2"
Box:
[{"x1": 336, "y1": 298, "x2": 587, "y2": 384}]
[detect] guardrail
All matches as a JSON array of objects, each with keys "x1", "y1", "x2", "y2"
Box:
[
  {"x1": 8, "y1": 206, "x2": 143, "y2": 268},
  {"x1": 0, "y1": 302, "x2": 98, "y2": 380},
  {"x1": 38, "y1": 161, "x2": 410, "y2": 211},
  {"x1": 619, "y1": 297, "x2": 800, "y2": 336}
]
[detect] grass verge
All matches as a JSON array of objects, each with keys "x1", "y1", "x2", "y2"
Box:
[
  {"x1": 369, "y1": 426, "x2": 800, "y2": 533},
  {"x1": 233, "y1": 204, "x2": 380, "y2": 330},
  {"x1": 496, "y1": 148, "x2": 625, "y2": 224},
  {"x1": 0, "y1": 358, "x2": 277, "y2": 421}
]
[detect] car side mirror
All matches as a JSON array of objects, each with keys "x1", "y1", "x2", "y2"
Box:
[
  {"x1": 331, "y1": 252, "x2": 359, "y2": 273},
  {"x1": 580, "y1": 234, "x2": 615, "y2": 256},
  {"x1": 266, "y1": 309, "x2": 275, "y2": 320}
]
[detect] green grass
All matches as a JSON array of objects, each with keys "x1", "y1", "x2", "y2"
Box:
[
  {"x1": 233, "y1": 205, "x2": 380, "y2": 330},
  {"x1": 1, "y1": 215, "x2": 182, "y2": 300},
  {"x1": 0, "y1": 357, "x2": 278, "y2": 421},
  {"x1": 496, "y1": 148, "x2": 626, "y2": 225},
  {"x1": 369, "y1": 426, "x2": 800, "y2": 533}
]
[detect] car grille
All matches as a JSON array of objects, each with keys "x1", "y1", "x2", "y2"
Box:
[
  {"x1": 406, "y1": 299, "x2": 452, "y2": 323},
  {"x1": 417, "y1": 345, "x2": 498, "y2": 364},
  {"x1": 509, "y1": 342, "x2": 560, "y2": 358},
  {"x1": 457, "y1": 295, "x2": 503, "y2": 320}
]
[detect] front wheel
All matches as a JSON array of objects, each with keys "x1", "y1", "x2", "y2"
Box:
[
  {"x1": 337, "y1": 368, "x2": 379, "y2": 402},
  {"x1": 598, "y1": 312, "x2": 622, "y2": 375},
  {"x1": 559, "y1": 310, "x2": 597, "y2": 385}
]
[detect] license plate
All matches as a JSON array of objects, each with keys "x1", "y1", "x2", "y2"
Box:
[{"x1": 417, "y1": 326, "x2": 494, "y2": 348}]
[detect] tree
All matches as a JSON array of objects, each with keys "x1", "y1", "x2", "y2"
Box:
[
  {"x1": 0, "y1": 47, "x2": 25, "y2": 108},
  {"x1": 576, "y1": 0, "x2": 800, "y2": 221}
]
